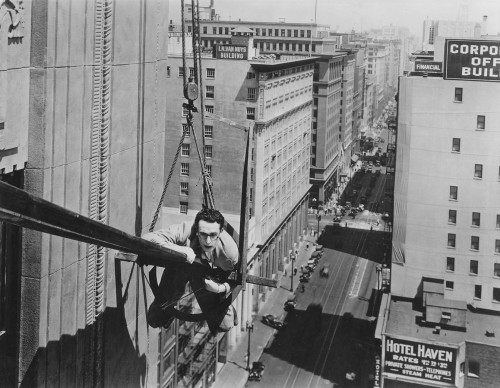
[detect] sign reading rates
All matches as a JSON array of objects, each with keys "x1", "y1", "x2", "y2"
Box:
[
  {"x1": 384, "y1": 337, "x2": 456, "y2": 384},
  {"x1": 444, "y1": 39, "x2": 500, "y2": 81},
  {"x1": 215, "y1": 45, "x2": 248, "y2": 60}
]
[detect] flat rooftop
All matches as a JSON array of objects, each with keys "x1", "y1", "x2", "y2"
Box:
[{"x1": 385, "y1": 297, "x2": 500, "y2": 347}]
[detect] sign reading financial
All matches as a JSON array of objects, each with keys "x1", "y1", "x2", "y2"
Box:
[
  {"x1": 415, "y1": 61, "x2": 442, "y2": 73},
  {"x1": 444, "y1": 39, "x2": 500, "y2": 81},
  {"x1": 384, "y1": 337, "x2": 456, "y2": 384},
  {"x1": 215, "y1": 45, "x2": 248, "y2": 60}
]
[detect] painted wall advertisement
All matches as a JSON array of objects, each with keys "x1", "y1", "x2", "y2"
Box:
[
  {"x1": 444, "y1": 39, "x2": 500, "y2": 81},
  {"x1": 215, "y1": 45, "x2": 248, "y2": 60},
  {"x1": 384, "y1": 337, "x2": 456, "y2": 384},
  {"x1": 415, "y1": 61, "x2": 442, "y2": 73}
]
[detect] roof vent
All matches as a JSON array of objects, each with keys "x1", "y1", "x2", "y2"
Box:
[{"x1": 486, "y1": 331, "x2": 495, "y2": 337}]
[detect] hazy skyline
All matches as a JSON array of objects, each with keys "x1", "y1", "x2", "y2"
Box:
[{"x1": 169, "y1": 0, "x2": 500, "y2": 38}]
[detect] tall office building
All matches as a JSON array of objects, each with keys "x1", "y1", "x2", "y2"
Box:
[{"x1": 377, "y1": 38, "x2": 500, "y2": 387}]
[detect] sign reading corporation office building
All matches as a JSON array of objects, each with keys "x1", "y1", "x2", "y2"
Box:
[
  {"x1": 384, "y1": 337, "x2": 456, "y2": 384},
  {"x1": 444, "y1": 39, "x2": 500, "y2": 81}
]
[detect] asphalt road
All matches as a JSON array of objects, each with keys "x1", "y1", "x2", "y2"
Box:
[{"x1": 248, "y1": 222, "x2": 386, "y2": 388}]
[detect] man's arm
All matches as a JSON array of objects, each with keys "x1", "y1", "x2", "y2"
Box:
[{"x1": 142, "y1": 222, "x2": 196, "y2": 264}]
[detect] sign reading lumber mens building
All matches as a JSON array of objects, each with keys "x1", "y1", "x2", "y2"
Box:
[
  {"x1": 215, "y1": 45, "x2": 248, "y2": 60},
  {"x1": 444, "y1": 39, "x2": 500, "y2": 81},
  {"x1": 384, "y1": 337, "x2": 456, "y2": 383},
  {"x1": 415, "y1": 61, "x2": 442, "y2": 73}
]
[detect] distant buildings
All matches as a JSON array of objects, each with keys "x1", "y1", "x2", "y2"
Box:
[{"x1": 377, "y1": 37, "x2": 500, "y2": 387}]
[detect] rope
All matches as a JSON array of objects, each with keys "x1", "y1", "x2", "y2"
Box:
[{"x1": 149, "y1": 128, "x2": 189, "y2": 232}]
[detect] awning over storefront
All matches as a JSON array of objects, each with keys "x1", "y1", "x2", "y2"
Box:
[{"x1": 351, "y1": 154, "x2": 359, "y2": 163}]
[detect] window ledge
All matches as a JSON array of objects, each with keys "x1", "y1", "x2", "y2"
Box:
[
  {"x1": 445, "y1": 269, "x2": 454, "y2": 273},
  {"x1": 449, "y1": 198, "x2": 458, "y2": 202},
  {"x1": 451, "y1": 150, "x2": 460, "y2": 154},
  {"x1": 471, "y1": 225, "x2": 480, "y2": 228},
  {"x1": 467, "y1": 373, "x2": 479, "y2": 378},
  {"x1": 448, "y1": 222, "x2": 456, "y2": 226},
  {"x1": 473, "y1": 177, "x2": 482, "y2": 180},
  {"x1": 473, "y1": 297, "x2": 481, "y2": 301},
  {"x1": 447, "y1": 246, "x2": 456, "y2": 249},
  {"x1": 469, "y1": 273, "x2": 478, "y2": 276},
  {"x1": 453, "y1": 100, "x2": 463, "y2": 103},
  {"x1": 470, "y1": 249, "x2": 479, "y2": 252}
]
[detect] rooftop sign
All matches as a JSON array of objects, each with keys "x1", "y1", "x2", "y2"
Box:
[
  {"x1": 444, "y1": 39, "x2": 500, "y2": 81},
  {"x1": 415, "y1": 61, "x2": 442, "y2": 73},
  {"x1": 384, "y1": 336, "x2": 456, "y2": 384},
  {"x1": 215, "y1": 44, "x2": 248, "y2": 60}
]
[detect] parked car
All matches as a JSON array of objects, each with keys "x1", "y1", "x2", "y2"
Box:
[
  {"x1": 300, "y1": 273, "x2": 311, "y2": 283},
  {"x1": 333, "y1": 216, "x2": 343, "y2": 224},
  {"x1": 262, "y1": 314, "x2": 285, "y2": 329},
  {"x1": 320, "y1": 266, "x2": 329, "y2": 278},
  {"x1": 284, "y1": 296, "x2": 297, "y2": 311},
  {"x1": 248, "y1": 362, "x2": 265, "y2": 381}
]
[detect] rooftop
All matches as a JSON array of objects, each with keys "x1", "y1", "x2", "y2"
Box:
[{"x1": 385, "y1": 296, "x2": 500, "y2": 347}]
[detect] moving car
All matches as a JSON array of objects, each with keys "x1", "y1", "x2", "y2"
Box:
[
  {"x1": 300, "y1": 273, "x2": 311, "y2": 282},
  {"x1": 284, "y1": 296, "x2": 297, "y2": 311},
  {"x1": 248, "y1": 361, "x2": 265, "y2": 381},
  {"x1": 262, "y1": 314, "x2": 285, "y2": 329},
  {"x1": 320, "y1": 265, "x2": 329, "y2": 278}
]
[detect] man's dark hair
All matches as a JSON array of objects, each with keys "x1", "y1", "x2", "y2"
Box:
[{"x1": 194, "y1": 208, "x2": 225, "y2": 231}]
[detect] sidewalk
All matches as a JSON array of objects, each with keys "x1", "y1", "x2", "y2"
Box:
[{"x1": 212, "y1": 234, "x2": 318, "y2": 388}]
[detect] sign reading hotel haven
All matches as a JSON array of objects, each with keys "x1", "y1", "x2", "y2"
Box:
[
  {"x1": 415, "y1": 61, "x2": 442, "y2": 73},
  {"x1": 444, "y1": 39, "x2": 500, "y2": 81},
  {"x1": 384, "y1": 337, "x2": 456, "y2": 384},
  {"x1": 215, "y1": 44, "x2": 248, "y2": 60}
]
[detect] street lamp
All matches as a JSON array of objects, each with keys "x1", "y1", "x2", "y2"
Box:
[
  {"x1": 316, "y1": 213, "x2": 321, "y2": 235},
  {"x1": 376, "y1": 264, "x2": 382, "y2": 291},
  {"x1": 246, "y1": 320, "x2": 254, "y2": 371},
  {"x1": 289, "y1": 254, "x2": 296, "y2": 291}
]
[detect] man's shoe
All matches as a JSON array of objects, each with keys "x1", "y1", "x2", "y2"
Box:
[{"x1": 147, "y1": 300, "x2": 174, "y2": 329}]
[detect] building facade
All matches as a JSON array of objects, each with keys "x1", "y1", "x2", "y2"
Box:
[
  {"x1": 0, "y1": 1, "x2": 172, "y2": 386},
  {"x1": 378, "y1": 38, "x2": 500, "y2": 388}
]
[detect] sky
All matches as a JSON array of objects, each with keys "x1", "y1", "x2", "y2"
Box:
[{"x1": 169, "y1": 0, "x2": 500, "y2": 38}]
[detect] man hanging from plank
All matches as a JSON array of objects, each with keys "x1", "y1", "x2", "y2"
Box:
[{"x1": 143, "y1": 208, "x2": 239, "y2": 331}]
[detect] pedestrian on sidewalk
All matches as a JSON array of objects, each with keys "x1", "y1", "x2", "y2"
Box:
[
  {"x1": 294, "y1": 267, "x2": 297, "y2": 276},
  {"x1": 300, "y1": 265, "x2": 304, "y2": 273}
]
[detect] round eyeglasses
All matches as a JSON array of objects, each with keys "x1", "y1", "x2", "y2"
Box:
[{"x1": 197, "y1": 232, "x2": 220, "y2": 241}]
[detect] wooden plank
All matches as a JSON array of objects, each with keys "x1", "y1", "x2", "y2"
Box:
[{"x1": 246, "y1": 275, "x2": 277, "y2": 288}]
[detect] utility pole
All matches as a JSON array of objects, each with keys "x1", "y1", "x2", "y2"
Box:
[{"x1": 246, "y1": 320, "x2": 254, "y2": 371}]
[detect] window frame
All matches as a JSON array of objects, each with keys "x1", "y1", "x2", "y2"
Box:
[
  {"x1": 204, "y1": 145, "x2": 213, "y2": 159},
  {"x1": 494, "y1": 263, "x2": 500, "y2": 277},
  {"x1": 449, "y1": 186, "x2": 458, "y2": 200},
  {"x1": 448, "y1": 233, "x2": 456, "y2": 248},
  {"x1": 470, "y1": 260, "x2": 478, "y2": 275},
  {"x1": 474, "y1": 284, "x2": 482, "y2": 299},
  {"x1": 179, "y1": 202, "x2": 188, "y2": 214},
  {"x1": 204, "y1": 125, "x2": 213, "y2": 138},
  {"x1": 446, "y1": 257, "x2": 455, "y2": 272},
  {"x1": 206, "y1": 68, "x2": 215, "y2": 79},
  {"x1": 247, "y1": 88, "x2": 256, "y2": 101},
  {"x1": 445, "y1": 280, "x2": 454, "y2": 290},
  {"x1": 471, "y1": 236, "x2": 479, "y2": 251},
  {"x1": 448, "y1": 209, "x2": 457, "y2": 224},
  {"x1": 468, "y1": 361, "x2": 480, "y2": 378},
  {"x1": 452, "y1": 138, "x2": 460, "y2": 152},
  {"x1": 496, "y1": 239, "x2": 500, "y2": 254},
  {"x1": 472, "y1": 212, "x2": 480, "y2": 227},
  {"x1": 205, "y1": 85, "x2": 215, "y2": 99},
  {"x1": 180, "y1": 163, "x2": 190, "y2": 176},
  {"x1": 454, "y1": 87, "x2": 463, "y2": 102},
  {"x1": 474, "y1": 164, "x2": 483, "y2": 179},
  {"x1": 180, "y1": 182, "x2": 189, "y2": 196},
  {"x1": 181, "y1": 143, "x2": 190, "y2": 157},
  {"x1": 476, "y1": 115, "x2": 485, "y2": 130},
  {"x1": 246, "y1": 107, "x2": 255, "y2": 120},
  {"x1": 494, "y1": 287, "x2": 500, "y2": 302}
]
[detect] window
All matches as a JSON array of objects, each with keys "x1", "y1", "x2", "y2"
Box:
[
  {"x1": 477, "y1": 115, "x2": 485, "y2": 130},
  {"x1": 181, "y1": 143, "x2": 190, "y2": 156},
  {"x1": 472, "y1": 212, "x2": 480, "y2": 226},
  {"x1": 247, "y1": 72, "x2": 255, "y2": 79},
  {"x1": 180, "y1": 163, "x2": 189, "y2": 176},
  {"x1": 206, "y1": 85, "x2": 215, "y2": 99},
  {"x1": 445, "y1": 280, "x2": 454, "y2": 290},
  {"x1": 204, "y1": 145, "x2": 213, "y2": 158},
  {"x1": 182, "y1": 123, "x2": 190, "y2": 136},
  {"x1": 496, "y1": 239, "x2": 500, "y2": 253},
  {"x1": 474, "y1": 285, "x2": 482, "y2": 299},
  {"x1": 471, "y1": 236, "x2": 479, "y2": 251},
  {"x1": 180, "y1": 182, "x2": 189, "y2": 196},
  {"x1": 203, "y1": 26, "x2": 207, "y2": 34},
  {"x1": 448, "y1": 233, "x2": 456, "y2": 248},
  {"x1": 204, "y1": 125, "x2": 213, "y2": 138},
  {"x1": 247, "y1": 88, "x2": 256, "y2": 100},
  {"x1": 470, "y1": 260, "x2": 478, "y2": 274},
  {"x1": 494, "y1": 288, "x2": 500, "y2": 302},
  {"x1": 495, "y1": 263, "x2": 500, "y2": 277},
  {"x1": 449, "y1": 186, "x2": 457, "y2": 200},
  {"x1": 246, "y1": 107, "x2": 255, "y2": 120},
  {"x1": 497, "y1": 215, "x2": 500, "y2": 229},
  {"x1": 474, "y1": 164, "x2": 482, "y2": 178},
  {"x1": 205, "y1": 165, "x2": 212, "y2": 176},
  {"x1": 460, "y1": 362, "x2": 465, "y2": 376},
  {"x1": 178, "y1": 67, "x2": 184, "y2": 77},
  {"x1": 189, "y1": 67, "x2": 195, "y2": 78},
  {"x1": 452, "y1": 138, "x2": 460, "y2": 152},
  {"x1": 180, "y1": 202, "x2": 188, "y2": 214},
  {"x1": 205, "y1": 105, "x2": 214, "y2": 114},
  {"x1": 454, "y1": 87, "x2": 463, "y2": 102},
  {"x1": 468, "y1": 361, "x2": 480, "y2": 377},
  {"x1": 206, "y1": 68, "x2": 215, "y2": 79},
  {"x1": 446, "y1": 257, "x2": 455, "y2": 272},
  {"x1": 167, "y1": 66, "x2": 171, "y2": 77},
  {"x1": 182, "y1": 106, "x2": 189, "y2": 117},
  {"x1": 448, "y1": 210, "x2": 457, "y2": 224}
]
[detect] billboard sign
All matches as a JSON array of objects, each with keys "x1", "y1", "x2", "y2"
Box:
[
  {"x1": 384, "y1": 337, "x2": 456, "y2": 384},
  {"x1": 415, "y1": 61, "x2": 442, "y2": 73},
  {"x1": 215, "y1": 44, "x2": 248, "y2": 60},
  {"x1": 444, "y1": 39, "x2": 500, "y2": 81}
]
